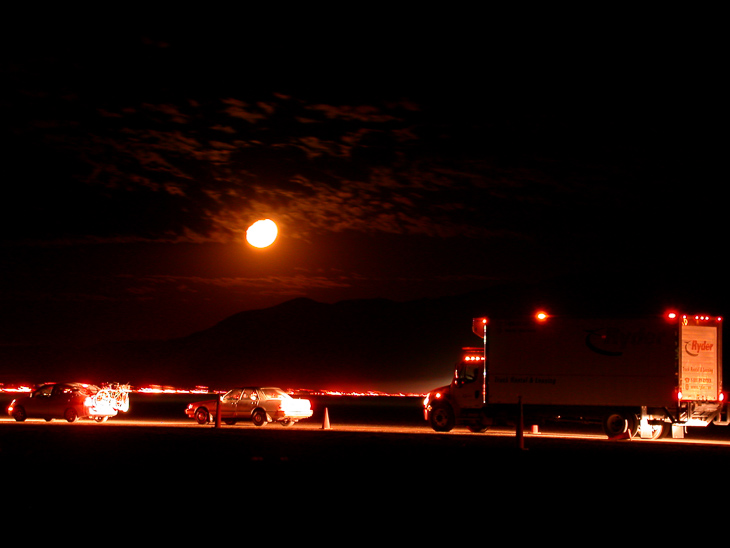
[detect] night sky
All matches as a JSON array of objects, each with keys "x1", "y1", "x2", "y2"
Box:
[{"x1": 1, "y1": 11, "x2": 724, "y2": 352}]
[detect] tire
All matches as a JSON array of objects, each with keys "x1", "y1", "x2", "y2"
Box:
[
  {"x1": 467, "y1": 411, "x2": 490, "y2": 433},
  {"x1": 429, "y1": 404, "x2": 455, "y2": 432},
  {"x1": 93, "y1": 416, "x2": 109, "y2": 423},
  {"x1": 252, "y1": 409, "x2": 268, "y2": 427},
  {"x1": 12, "y1": 406, "x2": 26, "y2": 422},
  {"x1": 603, "y1": 412, "x2": 636, "y2": 437},
  {"x1": 64, "y1": 408, "x2": 79, "y2": 423},
  {"x1": 280, "y1": 419, "x2": 295, "y2": 427},
  {"x1": 195, "y1": 408, "x2": 210, "y2": 425}
]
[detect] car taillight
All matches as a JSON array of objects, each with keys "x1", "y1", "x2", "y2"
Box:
[{"x1": 282, "y1": 399, "x2": 310, "y2": 413}]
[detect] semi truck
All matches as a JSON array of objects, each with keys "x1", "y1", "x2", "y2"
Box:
[{"x1": 423, "y1": 311, "x2": 726, "y2": 438}]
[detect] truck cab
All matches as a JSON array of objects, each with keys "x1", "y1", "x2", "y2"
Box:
[{"x1": 424, "y1": 347, "x2": 489, "y2": 432}]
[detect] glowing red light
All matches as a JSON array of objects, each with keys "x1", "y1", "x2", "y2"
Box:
[{"x1": 535, "y1": 311, "x2": 549, "y2": 322}]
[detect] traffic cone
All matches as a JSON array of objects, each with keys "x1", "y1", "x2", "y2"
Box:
[
  {"x1": 321, "y1": 407, "x2": 331, "y2": 430},
  {"x1": 609, "y1": 430, "x2": 631, "y2": 441}
]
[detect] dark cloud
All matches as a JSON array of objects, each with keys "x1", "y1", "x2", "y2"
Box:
[{"x1": 0, "y1": 11, "x2": 724, "y2": 350}]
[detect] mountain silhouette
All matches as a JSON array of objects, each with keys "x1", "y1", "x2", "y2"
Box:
[
  {"x1": 1, "y1": 271, "x2": 723, "y2": 393},
  {"x1": 0, "y1": 295, "x2": 479, "y2": 393}
]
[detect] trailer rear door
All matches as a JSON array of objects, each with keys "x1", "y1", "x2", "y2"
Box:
[{"x1": 679, "y1": 317, "x2": 722, "y2": 401}]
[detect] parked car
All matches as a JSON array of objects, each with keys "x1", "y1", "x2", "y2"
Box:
[
  {"x1": 185, "y1": 387, "x2": 313, "y2": 426},
  {"x1": 7, "y1": 382, "x2": 127, "y2": 423}
]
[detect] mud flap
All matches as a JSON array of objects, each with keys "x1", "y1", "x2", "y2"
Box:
[{"x1": 639, "y1": 417, "x2": 653, "y2": 439}]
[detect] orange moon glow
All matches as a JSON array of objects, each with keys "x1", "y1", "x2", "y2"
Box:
[{"x1": 246, "y1": 219, "x2": 278, "y2": 248}]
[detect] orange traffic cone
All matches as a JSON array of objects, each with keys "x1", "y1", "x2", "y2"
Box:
[
  {"x1": 608, "y1": 429, "x2": 632, "y2": 441},
  {"x1": 321, "y1": 407, "x2": 331, "y2": 430}
]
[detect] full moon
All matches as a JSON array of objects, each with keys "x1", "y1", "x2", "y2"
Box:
[{"x1": 246, "y1": 219, "x2": 278, "y2": 248}]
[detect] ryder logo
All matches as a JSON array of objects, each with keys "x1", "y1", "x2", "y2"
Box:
[
  {"x1": 684, "y1": 339, "x2": 714, "y2": 357},
  {"x1": 585, "y1": 329, "x2": 622, "y2": 356},
  {"x1": 584, "y1": 327, "x2": 666, "y2": 357}
]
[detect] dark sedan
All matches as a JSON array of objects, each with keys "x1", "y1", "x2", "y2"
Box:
[{"x1": 7, "y1": 382, "x2": 125, "y2": 423}]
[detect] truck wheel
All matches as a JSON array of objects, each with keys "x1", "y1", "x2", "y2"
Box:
[
  {"x1": 603, "y1": 412, "x2": 636, "y2": 438},
  {"x1": 468, "y1": 422, "x2": 489, "y2": 433},
  {"x1": 467, "y1": 411, "x2": 490, "y2": 433},
  {"x1": 430, "y1": 404, "x2": 455, "y2": 432}
]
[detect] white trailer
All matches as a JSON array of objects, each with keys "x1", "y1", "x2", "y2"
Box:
[{"x1": 423, "y1": 312, "x2": 725, "y2": 438}]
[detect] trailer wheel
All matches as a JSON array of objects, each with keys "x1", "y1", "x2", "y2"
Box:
[
  {"x1": 603, "y1": 412, "x2": 637, "y2": 438},
  {"x1": 429, "y1": 404, "x2": 455, "y2": 432}
]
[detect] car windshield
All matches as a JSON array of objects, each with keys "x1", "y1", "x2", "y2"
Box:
[{"x1": 260, "y1": 388, "x2": 289, "y2": 400}]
